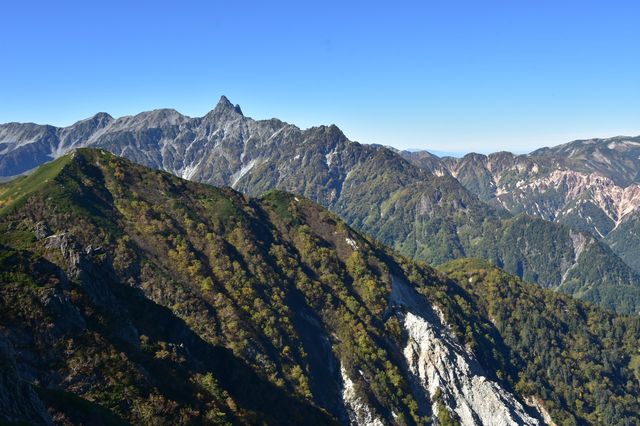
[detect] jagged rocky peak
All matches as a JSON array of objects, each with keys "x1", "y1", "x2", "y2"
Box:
[
  {"x1": 304, "y1": 124, "x2": 348, "y2": 145},
  {"x1": 209, "y1": 95, "x2": 245, "y2": 117}
]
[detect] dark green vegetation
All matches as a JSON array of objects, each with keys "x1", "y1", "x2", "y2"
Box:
[
  {"x1": 1, "y1": 149, "x2": 639, "y2": 425},
  {"x1": 0, "y1": 149, "x2": 438, "y2": 424},
  {"x1": 462, "y1": 215, "x2": 640, "y2": 315},
  {"x1": 607, "y1": 213, "x2": 640, "y2": 272},
  {"x1": 440, "y1": 259, "x2": 640, "y2": 426}
]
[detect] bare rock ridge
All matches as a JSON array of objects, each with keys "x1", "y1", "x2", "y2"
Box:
[{"x1": 389, "y1": 275, "x2": 546, "y2": 426}]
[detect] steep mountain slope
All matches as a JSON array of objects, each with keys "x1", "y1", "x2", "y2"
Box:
[
  {"x1": 0, "y1": 334, "x2": 53, "y2": 424},
  {"x1": 0, "y1": 149, "x2": 638, "y2": 425},
  {"x1": 401, "y1": 137, "x2": 640, "y2": 275},
  {"x1": 439, "y1": 259, "x2": 640, "y2": 426},
  {"x1": 607, "y1": 213, "x2": 640, "y2": 271},
  {"x1": 531, "y1": 136, "x2": 640, "y2": 186},
  {"x1": 0, "y1": 113, "x2": 114, "y2": 177},
  {"x1": 2, "y1": 99, "x2": 640, "y2": 313},
  {"x1": 0, "y1": 149, "x2": 538, "y2": 425}
]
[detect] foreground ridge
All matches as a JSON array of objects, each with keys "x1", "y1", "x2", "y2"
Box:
[{"x1": 0, "y1": 149, "x2": 637, "y2": 424}]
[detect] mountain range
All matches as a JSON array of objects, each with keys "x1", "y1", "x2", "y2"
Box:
[
  {"x1": 2, "y1": 97, "x2": 640, "y2": 314},
  {"x1": 1, "y1": 149, "x2": 638, "y2": 425},
  {"x1": 401, "y1": 139, "x2": 640, "y2": 272}
]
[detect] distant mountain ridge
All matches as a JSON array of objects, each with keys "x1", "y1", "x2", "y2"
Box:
[
  {"x1": 401, "y1": 137, "x2": 640, "y2": 272},
  {"x1": 2, "y1": 97, "x2": 640, "y2": 313},
  {"x1": 403, "y1": 135, "x2": 640, "y2": 187}
]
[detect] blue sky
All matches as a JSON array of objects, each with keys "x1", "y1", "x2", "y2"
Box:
[{"x1": 1, "y1": 1, "x2": 639, "y2": 154}]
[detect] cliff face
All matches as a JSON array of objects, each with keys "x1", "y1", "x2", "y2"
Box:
[
  {"x1": 338, "y1": 271, "x2": 551, "y2": 426},
  {"x1": 439, "y1": 258, "x2": 640, "y2": 426},
  {"x1": 390, "y1": 275, "x2": 542, "y2": 426}
]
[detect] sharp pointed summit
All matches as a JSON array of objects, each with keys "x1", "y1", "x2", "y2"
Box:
[
  {"x1": 217, "y1": 95, "x2": 233, "y2": 108},
  {"x1": 212, "y1": 95, "x2": 243, "y2": 116}
]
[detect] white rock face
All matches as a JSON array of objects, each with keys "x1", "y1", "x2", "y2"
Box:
[
  {"x1": 498, "y1": 170, "x2": 640, "y2": 227},
  {"x1": 403, "y1": 312, "x2": 541, "y2": 425},
  {"x1": 345, "y1": 237, "x2": 359, "y2": 250},
  {"x1": 391, "y1": 275, "x2": 548, "y2": 426},
  {"x1": 230, "y1": 158, "x2": 259, "y2": 188},
  {"x1": 180, "y1": 158, "x2": 204, "y2": 180},
  {"x1": 525, "y1": 397, "x2": 558, "y2": 426},
  {"x1": 340, "y1": 366, "x2": 384, "y2": 426},
  {"x1": 560, "y1": 231, "x2": 591, "y2": 283}
]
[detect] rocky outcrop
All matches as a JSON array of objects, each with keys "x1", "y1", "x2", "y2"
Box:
[
  {"x1": 402, "y1": 312, "x2": 542, "y2": 425},
  {"x1": 390, "y1": 275, "x2": 548, "y2": 426},
  {"x1": 525, "y1": 397, "x2": 558, "y2": 426},
  {"x1": 33, "y1": 221, "x2": 51, "y2": 240},
  {"x1": 340, "y1": 366, "x2": 384, "y2": 426},
  {"x1": 560, "y1": 231, "x2": 590, "y2": 284},
  {"x1": 496, "y1": 170, "x2": 640, "y2": 232},
  {"x1": 45, "y1": 232, "x2": 85, "y2": 279},
  {"x1": 43, "y1": 232, "x2": 138, "y2": 343}
]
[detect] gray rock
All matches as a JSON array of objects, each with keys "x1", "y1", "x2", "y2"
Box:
[{"x1": 33, "y1": 221, "x2": 51, "y2": 240}]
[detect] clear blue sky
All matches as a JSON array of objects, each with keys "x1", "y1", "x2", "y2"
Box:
[{"x1": 1, "y1": 1, "x2": 639, "y2": 154}]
